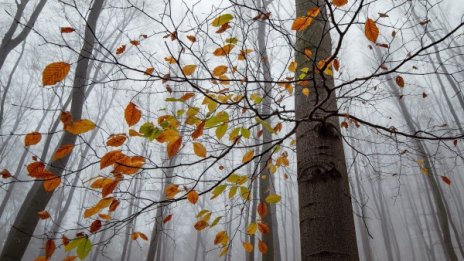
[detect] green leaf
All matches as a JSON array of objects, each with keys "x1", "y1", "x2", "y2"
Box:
[
  {"x1": 225, "y1": 37, "x2": 238, "y2": 44},
  {"x1": 241, "y1": 128, "x2": 250, "y2": 139},
  {"x1": 216, "y1": 123, "x2": 228, "y2": 140},
  {"x1": 265, "y1": 194, "x2": 281, "y2": 204},
  {"x1": 76, "y1": 237, "x2": 92, "y2": 260},
  {"x1": 210, "y1": 216, "x2": 222, "y2": 227},
  {"x1": 211, "y1": 184, "x2": 227, "y2": 199},
  {"x1": 165, "y1": 98, "x2": 183, "y2": 102},
  {"x1": 196, "y1": 209, "x2": 210, "y2": 218},
  {"x1": 139, "y1": 122, "x2": 162, "y2": 141},
  {"x1": 64, "y1": 237, "x2": 83, "y2": 252},
  {"x1": 205, "y1": 111, "x2": 229, "y2": 128},
  {"x1": 211, "y1": 14, "x2": 234, "y2": 27},
  {"x1": 250, "y1": 93, "x2": 263, "y2": 104},
  {"x1": 256, "y1": 117, "x2": 275, "y2": 134}
]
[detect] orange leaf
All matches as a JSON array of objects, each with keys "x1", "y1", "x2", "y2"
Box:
[
  {"x1": 213, "y1": 65, "x2": 228, "y2": 76},
  {"x1": 187, "y1": 190, "x2": 199, "y2": 204},
  {"x1": 165, "y1": 184, "x2": 180, "y2": 199},
  {"x1": 106, "y1": 134, "x2": 127, "y2": 147},
  {"x1": 187, "y1": 35, "x2": 197, "y2": 42},
  {"x1": 213, "y1": 44, "x2": 235, "y2": 56},
  {"x1": 90, "y1": 220, "x2": 102, "y2": 233},
  {"x1": 109, "y1": 199, "x2": 120, "y2": 212},
  {"x1": 43, "y1": 175, "x2": 61, "y2": 192},
  {"x1": 114, "y1": 156, "x2": 145, "y2": 175},
  {"x1": 60, "y1": 111, "x2": 73, "y2": 125},
  {"x1": 84, "y1": 206, "x2": 100, "y2": 218},
  {"x1": 100, "y1": 150, "x2": 125, "y2": 169},
  {"x1": 258, "y1": 223, "x2": 270, "y2": 234},
  {"x1": 258, "y1": 240, "x2": 268, "y2": 254},
  {"x1": 52, "y1": 144, "x2": 74, "y2": 161},
  {"x1": 63, "y1": 256, "x2": 77, "y2": 261},
  {"x1": 45, "y1": 239, "x2": 56, "y2": 259},
  {"x1": 395, "y1": 75, "x2": 405, "y2": 88},
  {"x1": 192, "y1": 121, "x2": 205, "y2": 140},
  {"x1": 37, "y1": 210, "x2": 50, "y2": 219},
  {"x1": 25, "y1": 132, "x2": 42, "y2": 146},
  {"x1": 193, "y1": 142, "x2": 207, "y2": 158},
  {"x1": 291, "y1": 8, "x2": 319, "y2": 31},
  {"x1": 365, "y1": 18, "x2": 379, "y2": 43},
  {"x1": 167, "y1": 136, "x2": 182, "y2": 158},
  {"x1": 64, "y1": 119, "x2": 96, "y2": 135},
  {"x1": 34, "y1": 256, "x2": 47, "y2": 261},
  {"x1": 163, "y1": 214, "x2": 173, "y2": 224},
  {"x1": 98, "y1": 214, "x2": 112, "y2": 220},
  {"x1": 180, "y1": 92, "x2": 195, "y2": 101},
  {"x1": 102, "y1": 180, "x2": 119, "y2": 197},
  {"x1": 139, "y1": 232, "x2": 148, "y2": 240},
  {"x1": 42, "y1": 62, "x2": 71, "y2": 86},
  {"x1": 125, "y1": 102, "x2": 142, "y2": 127},
  {"x1": 257, "y1": 202, "x2": 268, "y2": 218},
  {"x1": 130, "y1": 40, "x2": 140, "y2": 46},
  {"x1": 194, "y1": 220, "x2": 209, "y2": 231},
  {"x1": 242, "y1": 150, "x2": 254, "y2": 163},
  {"x1": 60, "y1": 27, "x2": 75, "y2": 33},
  {"x1": 243, "y1": 242, "x2": 253, "y2": 253},
  {"x1": 182, "y1": 65, "x2": 197, "y2": 76},
  {"x1": 332, "y1": 0, "x2": 348, "y2": 7},
  {"x1": 164, "y1": 56, "x2": 177, "y2": 64}
]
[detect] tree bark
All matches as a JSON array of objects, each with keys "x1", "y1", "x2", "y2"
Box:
[
  {"x1": 0, "y1": 1, "x2": 105, "y2": 260},
  {"x1": 294, "y1": 0, "x2": 359, "y2": 260}
]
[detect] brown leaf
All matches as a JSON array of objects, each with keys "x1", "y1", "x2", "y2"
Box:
[
  {"x1": 60, "y1": 111, "x2": 73, "y2": 125},
  {"x1": 100, "y1": 150, "x2": 125, "y2": 169},
  {"x1": 258, "y1": 240, "x2": 268, "y2": 254},
  {"x1": 258, "y1": 223, "x2": 270, "y2": 234},
  {"x1": 106, "y1": 134, "x2": 127, "y2": 147},
  {"x1": 64, "y1": 119, "x2": 96, "y2": 135},
  {"x1": 332, "y1": 0, "x2": 348, "y2": 7},
  {"x1": 43, "y1": 175, "x2": 61, "y2": 192},
  {"x1": 1, "y1": 169, "x2": 11, "y2": 179},
  {"x1": 365, "y1": 18, "x2": 379, "y2": 43},
  {"x1": 52, "y1": 144, "x2": 74, "y2": 161},
  {"x1": 213, "y1": 44, "x2": 235, "y2": 56},
  {"x1": 167, "y1": 136, "x2": 182, "y2": 158},
  {"x1": 144, "y1": 67, "x2": 154, "y2": 75},
  {"x1": 257, "y1": 202, "x2": 268, "y2": 218},
  {"x1": 25, "y1": 132, "x2": 42, "y2": 147},
  {"x1": 395, "y1": 75, "x2": 405, "y2": 88},
  {"x1": 116, "y1": 45, "x2": 126, "y2": 55},
  {"x1": 192, "y1": 121, "x2": 205, "y2": 140},
  {"x1": 187, "y1": 190, "x2": 199, "y2": 204},
  {"x1": 45, "y1": 239, "x2": 56, "y2": 259},
  {"x1": 125, "y1": 102, "x2": 142, "y2": 126},
  {"x1": 90, "y1": 220, "x2": 102, "y2": 233},
  {"x1": 60, "y1": 27, "x2": 75, "y2": 33},
  {"x1": 37, "y1": 210, "x2": 50, "y2": 219},
  {"x1": 163, "y1": 214, "x2": 173, "y2": 224},
  {"x1": 187, "y1": 35, "x2": 197, "y2": 42},
  {"x1": 441, "y1": 176, "x2": 451, "y2": 186},
  {"x1": 42, "y1": 62, "x2": 71, "y2": 86},
  {"x1": 194, "y1": 220, "x2": 209, "y2": 231},
  {"x1": 130, "y1": 40, "x2": 140, "y2": 46}
]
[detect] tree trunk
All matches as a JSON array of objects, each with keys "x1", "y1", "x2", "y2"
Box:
[
  {"x1": 294, "y1": 0, "x2": 359, "y2": 260},
  {"x1": 0, "y1": 1, "x2": 105, "y2": 259}
]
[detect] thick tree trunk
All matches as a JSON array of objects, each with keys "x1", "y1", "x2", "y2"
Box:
[
  {"x1": 0, "y1": 1, "x2": 105, "y2": 260},
  {"x1": 294, "y1": 0, "x2": 359, "y2": 260}
]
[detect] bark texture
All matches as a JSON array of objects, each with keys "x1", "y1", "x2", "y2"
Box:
[{"x1": 294, "y1": 0, "x2": 359, "y2": 260}]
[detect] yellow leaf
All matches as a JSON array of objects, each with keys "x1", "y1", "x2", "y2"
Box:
[
  {"x1": 167, "y1": 136, "x2": 182, "y2": 158},
  {"x1": 95, "y1": 197, "x2": 113, "y2": 209},
  {"x1": 164, "y1": 56, "x2": 177, "y2": 64},
  {"x1": 242, "y1": 150, "x2": 254, "y2": 163},
  {"x1": 246, "y1": 223, "x2": 257, "y2": 235},
  {"x1": 302, "y1": 88, "x2": 310, "y2": 96},
  {"x1": 365, "y1": 18, "x2": 379, "y2": 43},
  {"x1": 25, "y1": 132, "x2": 42, "y2": 146},
  {"x1": 265, "y1": 194, "x2": 281, "y2": 204},
  {"x1": 65, "y1": 119, "x2": 96, "y2": 135},
  {"x1": 332, "y1": 0, "x2": 348, "y2": 7},
  {"x1": 52, "y1": 144, "x2": 74, "y2": 161},
  {"x1": 243, "y1": 242, "x2": 253, "y2": 253},
  {"x1": 42, "y1": 62, "x2": 71, "y2": 86},
  {"x1": 213, "y1": 65, "x2": 228, "y2": 76},
  {"x1": 288, "y1": 61, "x2": 297, "y2": 72},
  {"x1": 193, "y1": 142, "x2": 207, "y2": 158},
  {"x1": 211, "y1": 14, "x2": 234, "y2": 27},
  {"x1": 219, "y1": 246, "x2": 229, "y2": 257},
  {"x1": 182, "y1": 65, "x2": 197, "y2": 76},
  {"x1": 125, "y1": 102, "x2": 142, "y2": 127},
  {"x1": 214, "y1": 231, "x2": 228, "y2": 246},
  {"x1": 84, "y1": 206, "x2": 100, "y2": 218},
  {"x1": 187, "y1": 190, "x2": 199, "y2": 204},
  {"x1": 213, "y1": 44, "x2": 235, "y2": 56}
]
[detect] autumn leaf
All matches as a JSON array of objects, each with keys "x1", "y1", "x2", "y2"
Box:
[
  {"x1": 100, "y1": 150, "x2": 125, "y2": 169},
  {"x1": 42, "y1": 62, "x2": 71, "y2": 86},
  {"x1": 106, "y1": 134, "x2": 127, "y2": 147},
  {"x1": 113, "y1": 156, "x2": 145, "y2": 175},
  {"x1": 163, "y1": 214, "x2": 173, "y2": 224},
  {"x1": 213, "y1": 65, "x2": 228, "y2": 76},
  {"x1": 62, "y1": 256, "x2": 77, "y2": 261},
  {"x1": 211, "y1": 14, "x2": 234, "y2": 27},
  {"x1": 441, "y1": 176, "x2": 451, "y2": 186},
  {"x1": 257, "y1": 202, "x2": 268, "y2": 218},
  {"x1": 214, "y1": 231, "x2": 229, "y2": 246},
  {"x1": 258, "y1": 223, "x2": 270, "y2": 234},
  {"x1": 258, "y1": 240, "x2": 268, "y2": 254},
  {"x1": 211, "y1": 184, "x2": 227, "y2": 199},
  {"x1": 395, "y1": 75, "x2": 405, "y2": 88},
  {"x1": 89, "y1": 220, "x2": 102, "y2": 233},
  {"x1": 242, "y1": 150, "x2": 254, "y2": 163},
  {"x1": 193, "y1": 142, "x2": 207, "y2": 158},
  {"x1": 45, "y1": 239, "x2": 56, "y2": 259},
  {"x1": 60, "y1": 111, "x2": 73, "y2": 125},
  {"x1": 109, "y1": 199, "x2": 120, "y2": 212},
  {"x1": 116, "y1": 45, "x2": 126, "y2": 55},
  {"x1": 365, "y1": 18, "x2": 379, "y2": 43},
  {"x1": 246, "y1": 223, "x2": 257, "y2": 235},
  {"x1": 52, "y1": 144, "x2": 74, "y2": 161},
  {"x1": 192, "y1": 121, "x2": 205, "y2": 140},
  {"x1": 180, "y1": 92, "x2": 195, "y2": 101},
  {"x1": 187, "y1": 35, "x2": 197, "y2": 42},
  {"x1": 194, "y1": 220, "x2": 209, "y2": 231},
  {"x1": 302, "y1": 88, "x2": 310, "y2": 96},
  {"x1": 37, "y1": 210, "x2": 50, "y2": 219},
  {"x1": 167, "y1": 136, "x2": 182, "y2": 158},
  {"x1": 187, "y1": 190, "x2": 199, "y2": 204},
  {"x1": 130, "y1": 40, "x2": 140, "y2": 46},
  {"x1": 25, "y1": 132, "x2": 42, "y2": 147},
  {"x1": 144, "y1": 67, "x2": 155, "y2": 75},
  {"x1": 84, "y1": 206, "x2": 100, "y2": 218},
  {"x1": 182, "y1": 65, "x2": 197, "y2": 76},
  {"x1": 60, "y1": 27, "x2": 75, "y2": 33},
  {"x1": 165, "y1": 184, "x2": 180, "y2": 199},
  {"x1": 125, "y1": 102, "x2": 142, "y2": 127},
  {"x1": 243, "y1": 242, "x2": 253, "y2": 253},
  {"x1": 332, "y1": 0, "x2": 348, "y2": 7},
  {"x1": 265, "y1": 194, "x2": 281, "y2": 204},
  {"x1": 43, "y1": 175, "x2": 61, "y2": 192},
  {"x1": 65, "y1": 119, "x2": 96, "y2": 135},
  {"x1": 291, "y1": 7, "x2": 320, "y2": 31},
  {"x1": 288, "y1": 61, "x2": 297, "y2": 72},
  {"x1": 213, "y1": 44, "x2": 235, "y2": 56},
  {"x1": 238, "y1": 49, "x2": 253, "y2": 60},
  {"x1": 1, "y1": 169, "x2": 11, "y2": 179}
]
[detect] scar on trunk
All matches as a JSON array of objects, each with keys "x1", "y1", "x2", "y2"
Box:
[{"x1": 299, "y1": 164, "x2": 342, "y2": 183}]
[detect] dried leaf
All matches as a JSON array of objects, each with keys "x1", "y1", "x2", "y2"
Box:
[
  {"x1": 25, "y1": 132, "x2": 42, "y2": 147},
  {"x1": 60, "y1": 27, "x2": 75, "y2": 33},
  {"x1": 106, "y1": 134, "x2": 127, "y2": 147},
  {"x1": 257, "y1": 202, "x2": 268, "y2": 218},
  {"x1": 125, "y1": 102, "x2": 142, "y2": 127},
  {"x1": 167, "y1": 136, "x2": 182, "y2": 158},
  {"x1": 242, "y1": 150, "x2": 254, "y2": 163},
  {"x1": 213, "y1": 44, "x2": 235, "y2": 56},
  {"x1": 38, "y1": 210, "x2": 50, "y2": 219},
  {"x1": 163, "y1": 214, "x2": 173, "y2": 224},
  {"x1": 52, "y1": 144, "x2": 74, "y2": 161},
  {"x1": 395, "y1": 75, "x2": 405, "y2": 88},
  {"x1": 365, "y1": 18, "x2": 379, "y2": 43},
  {"x1": 193, "y1": 142, "x2": 207, "y2": 158},
  {"x1": 42, "y1": 62, "x2": 71, "y2": 86},
  {"x1": 64, "y1": 119, "x2": 96, "y2": 135},
  {"x1": 89, "y1": 220, "x2": 102, "y2": 233},
  {"x1": 187, "y1": 190, "x2": 199, "y2": 204}
]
